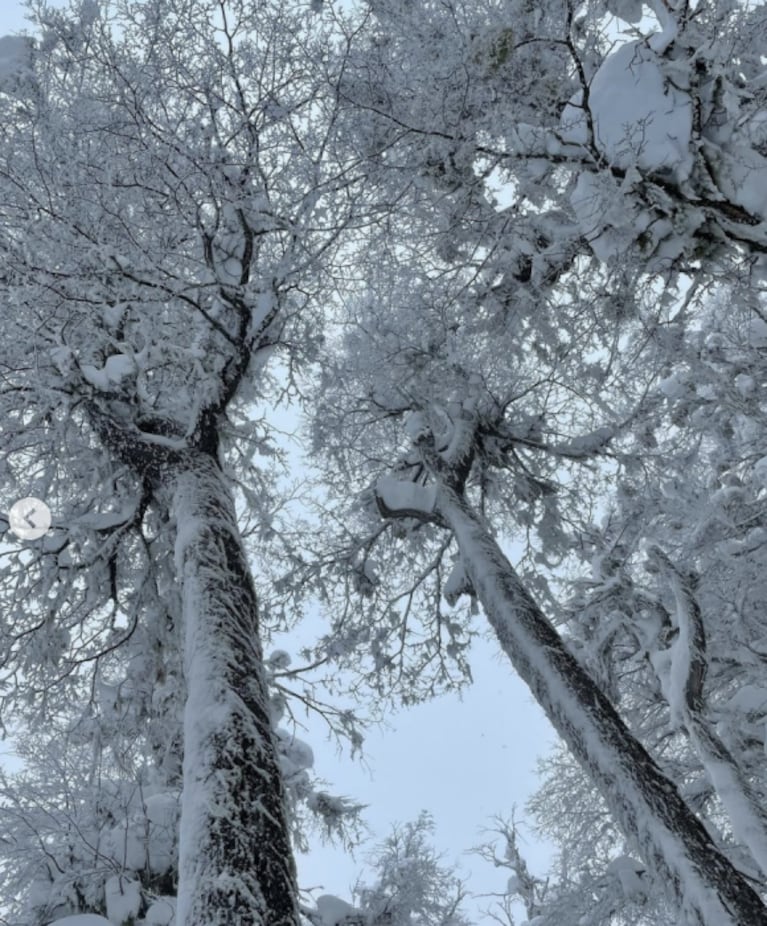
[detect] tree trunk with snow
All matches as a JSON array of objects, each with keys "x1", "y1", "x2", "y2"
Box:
[
  {"x1": 376, "y1": 467, "x2": 767, "y2": 926},
  {"x1": 169, "y1": 451, "x2": 300, "y2": 926},
  {"x1": 88, "y1": 410, "x2": 302, "y2": 926},
  {"x1": 648, "y1": 550, "x2": 767, "y2": 883},
  {"x1": 0, "y1": 2, "x2": 360, "y2": 921}
]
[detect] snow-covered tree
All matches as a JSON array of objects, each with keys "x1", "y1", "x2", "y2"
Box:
[
  {"x1": 340, "y1": 0, "x2": 767, "y2": 275},
  {"x1": 0, "y1": 648, "x2": 363, "y2": 926},
  {"x1": 4, "y1": 0, "x2": 767, "y2": 924},
  {"x1": 306, "y1": 0, "x2": 767, "y2": 923},
  {"x1": 0, "y1": 1, "x2": 367, "y2": 923},
  {"x1": 472, "y1": 813, "x2": 674, "y2": 926},
  {"x1": 0, "y1": 710, "x2": 180, "y2": 926},
  {"x1": 522, "y1": 274, "x2": 767, "y2": 921},
  {"x1": 353, "y1": 814, "x2": 467, "y2": 926},
  {"x1": 307, "y1": 814, "x2": 468, "y2": 926},
  {"x1": 312, "y1": 263, "x2": 767, "y2": 924}
]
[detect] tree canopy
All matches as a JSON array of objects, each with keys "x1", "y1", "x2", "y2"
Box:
[{"x1": 2, "y1": 0, "x2": 767, "y2": 925}]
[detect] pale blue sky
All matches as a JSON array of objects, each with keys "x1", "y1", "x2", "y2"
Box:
[{"x1": 2, "y1": 1, "x2": 37, "y2": 35}]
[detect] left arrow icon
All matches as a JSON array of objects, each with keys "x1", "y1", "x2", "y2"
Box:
[{"x1": 8, "y1": 497, "x2": 52, "y2": 540}]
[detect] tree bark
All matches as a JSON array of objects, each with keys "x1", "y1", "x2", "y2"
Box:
[
  {"x1": 169, "y1": 451, "x2": 300, "y2": 926},
  {"x1": 652, "y1": 554, "x2": 767, "y2": 882},
  {"x1": 428, "y1": 484, "x2": 767, "y2": 926}
]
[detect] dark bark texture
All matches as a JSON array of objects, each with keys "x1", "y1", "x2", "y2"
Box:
[
  {"x1": 377, "y1": 469, "x2": 767, "y2": 926},
  {"x1": 170, "y1": 452, "x2": 300, "y2": 926}
]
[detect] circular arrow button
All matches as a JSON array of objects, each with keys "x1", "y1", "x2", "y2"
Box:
[{"x1": 8, "y1": 497, "x2": 52, "y2": 540}]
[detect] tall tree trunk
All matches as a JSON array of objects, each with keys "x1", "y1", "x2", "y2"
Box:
[
  {"x1": 434, "y1": 485, "x2": 767, "y2": 926},
  {"x1": 169, "y1": 451, "x2": 300, "y2": 926},
  {"x1": 377, "y1": 471, "x2": 767, "y2": 926}
]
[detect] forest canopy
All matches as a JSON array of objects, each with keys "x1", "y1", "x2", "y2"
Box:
[{"x1": 1, "y1": 1, "x2": 767, "y2": 925}]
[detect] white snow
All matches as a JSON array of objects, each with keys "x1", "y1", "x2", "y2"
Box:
[
  {"x1": 556, "y1": 426, "x2": 614, "y2": 456},
  {"x1": 606, "y1": 854, "x2": 646, "y2": 898},
  {"x1": 726, "y1": 685, "x2": 767, "y2": 715},
  {"x1": 105, "y1": 821, "x2": 147, "y2": 871},
  {"x1": 642, "y1": 61, "x2": 767, "y2": 222},
  {"x1": 404, "y1": 410, "x2": 431, "y2": 441},
  {"x1": 76, "y1": 505, "x2": 138, "y2": 531},
  {"x1": 743, "y1": 109, "x2": 767, "y2": 151},
  {"x1": 748, "y1": 317, "x2": 767, "y2": 348},
  {"x1": 591, "y1": 42, "x2": 692, "y2": 175},
  {"x1": 376, "y1": 475, "x2": 437, "y2": 516},
  {"x1": 50, "y1": 345, "x2": 75, "y2": 376},
  {"x1": 562, "y1": 41, "x2": 693, "y2": 179},
  {"x1": 569, "y1": 173, "x2": 620, "y2": 261},
  {"x1": 145, "y1": 791, "x2": 179, "y2": 826},
  {"x1": 145, "y1": 792, "x2": 179, "y2": 873},
  {"x1": 752, "y1": 455, "x2": 767, "y2": 488},
  {"x1": 103, "y1": 303, "x2": 127, "y2": 329},
  {"x1": 50, "y1": 918, "x2": 113, "y2": 926},
  {"x1": 559, "y1": 94, "x2": 589, "y2": 148},
  {"x1": 267, "y1": 648, "x2": 292, "y2": 669},
  {"x1": 506, "y1": 874, "x2": 521, "y2": 893},
  {"x1": 734, "y1": 374, "x2": 755, "y2": 398},
  {"x1": 277, "y1": 729, "x2": 315, "y2": 776},
  {"x1": 708, "y1": 145, "x2": 767, "y2": 222},
  {"x1": 687, "y1": 719, "x2": 767, "y2": 880},
  {"x1": 105, "y1": 875, "x2": 142, "y2": 924},
  {"x1": 143, "y1": 897, "x2": 176, "y2": 926},
  {"x1": 568, "y1": 169, "x2": 677, "y2": 264},
  {"x1": 104, "y1": 353, "x2": 137, "y2": 382},
  {"x1": 658, "y1": 371, "x2": 690, "y2": 399},
  {"x1": 443, "y1": 557, "x2": 471, "y2": 606},
  {"x1": 648, "y1": 645, "x2": 682, "y2": 725},
  {"x1": 250, "y1": 290, "x2": 277, "y2": 336},
  {"x1": 607, "y1": 0, "x2": 643, "y2": 23},
  {"x1": 0, "y1": 35, "x2": 33, "y2": 87},
  {"x1": 81, "y1": 354, "x2": 137, "y2": 391},
  {"x1": 648, "y1": 0, "x2": 678, "y2": 53},
  {"x1": 316, "y1": 894, "x2": 361, "y2": 926},
  {"x1": 220, "y1": 255, "x2": 242, "y2": 285}
]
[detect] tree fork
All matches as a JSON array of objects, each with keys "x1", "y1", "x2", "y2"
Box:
[{"x1": 87, "y1": 378, "x2": 301, "y2": 923}]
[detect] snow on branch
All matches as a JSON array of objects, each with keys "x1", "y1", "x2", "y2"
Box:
[
  {"x1": 0, "y1": 35, "x2": 33, "y2": 91},
  {"x1": 50, "y1": 917, "x2": 113, "y2": 926},
  {"x1": 550, "y1": 426, "x2": 614, "y2": 459},
  {"x1": 443, "y1": 557, "x2": 474, "y2": 607},
  {"x1": 375, "y1": 475, "x2": 437, "y2": 521}
]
